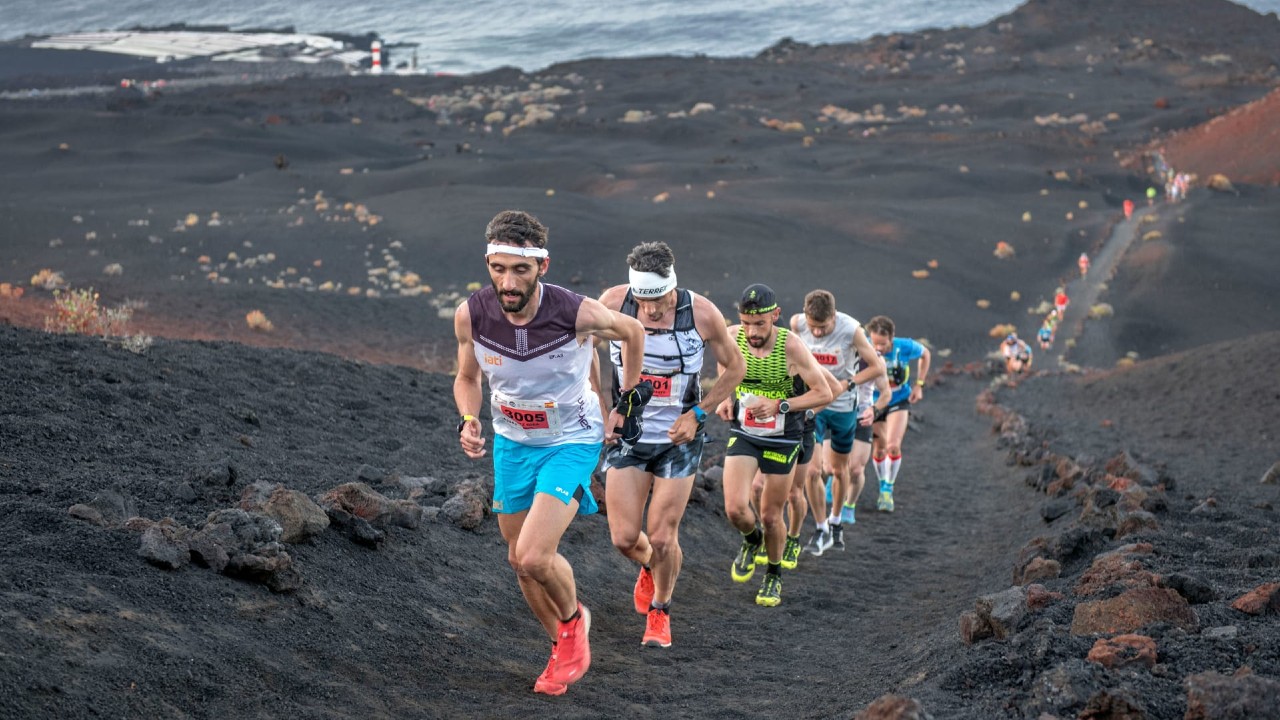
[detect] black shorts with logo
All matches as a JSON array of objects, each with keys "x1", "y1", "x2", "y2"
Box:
[
  {"x1": 726, "y1": 434, "x2": 801, "y2": 475},
  {"x1": 603, "y1": 435, "x2": 705, "y2": 479}
]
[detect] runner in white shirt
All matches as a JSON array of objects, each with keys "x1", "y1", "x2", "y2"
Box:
[
  {"x1": 790, "y1": 290, "x2": 888, "y2": 554},
  {"x1": 597, "y1": 241, "x2": 744, "y2": 649},
  {"x1": 454, "y1": 210, "x2": 648, "y2": 696}
]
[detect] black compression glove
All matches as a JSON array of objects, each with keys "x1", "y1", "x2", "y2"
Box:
[
  {"x1": 616, "y1": 414, "x2": 644, "y2": 446},
  {"x1": 614, "y1": 381, "x2": 653, "y2": 445},
  {"x1": 614, "y1": 381, "x2": 654, "y2": 418}
]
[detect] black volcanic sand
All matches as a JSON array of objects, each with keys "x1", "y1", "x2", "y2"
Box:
[{"x1": 2, "y1": 0, "x2": 1279, "y2": 717}]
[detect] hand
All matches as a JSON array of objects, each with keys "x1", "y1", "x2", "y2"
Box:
[
  {"x1": 604, "y1": 408, "x2": 622, "y2": 444},
  {"x1": 909, "y1": 385, "x2": 923, "y2": 404},
  {"x1": 613, "y1": 410, "x2": 643, "y2": 447},
  {"x1": 667, "y1": 409, "x2": 703, "y2": 445},
  {"x1": 715, "y1": 397, "x2": 734, "y2": 421},
  {"x1": 459, "y1": 420, "x2": 487, "y2": 459},
  {"x1": 747, "y1": 396, "x2": 774, "y2": 422},
  {"x1": 858, "y1": 405, "x2": 875, "y2": 427}
]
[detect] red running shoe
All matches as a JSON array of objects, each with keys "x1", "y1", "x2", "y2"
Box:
[
  {"x1": 532, "y1": 644, "x2": 566, "y2": 695},
  {"x1": 642, "y1": 608, "x2": 672, "y2": 648},
  {"x1": 547, "y1": 603, "x2": 591, "y2": 686},
  {"x1": 633, "y1": 566, "x2": 655, "y2": 614}
]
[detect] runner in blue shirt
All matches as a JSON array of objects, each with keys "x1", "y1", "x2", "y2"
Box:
[{"x1": 864, "y1": 315, "x2": 930, "y2": 513}]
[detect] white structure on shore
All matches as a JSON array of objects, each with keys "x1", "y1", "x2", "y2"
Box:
[{"x1": 31, "y1": 31, "x2": 362, "y2": 66}]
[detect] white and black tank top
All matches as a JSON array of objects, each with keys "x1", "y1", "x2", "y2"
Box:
[{"x1": 609, "y1": 288, "x2": 705, "y2": 444}]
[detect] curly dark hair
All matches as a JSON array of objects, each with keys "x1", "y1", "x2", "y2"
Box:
[
  {"x1": 865, "y1": 315, "x2": 896, "y2": 338},
  {"x1": 626, "y1": 241, "x2": 675, "y2": 276},
  {"x1": 485, "y1": 210, "x2": 548, "y2": 248}
]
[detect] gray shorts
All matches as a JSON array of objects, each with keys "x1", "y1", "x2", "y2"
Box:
[{"x1": 603, "y1": 435, "x2": 705, "y2": 479}]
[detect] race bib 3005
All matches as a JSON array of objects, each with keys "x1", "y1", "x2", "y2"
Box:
[{"x1": 495, "y1": 397, "x2": 563, "y2": 437}]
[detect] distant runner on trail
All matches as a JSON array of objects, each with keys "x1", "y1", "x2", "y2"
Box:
[
  {"x1": 1054, "y1": 289, "x2": 1070, "y2": 318},
  {"x1": 453, "y1": 210, "x2": 649, "y2": 696},
  {"x1": 1123, "y1": 199, "x2": 1134, "y2": 219},
  {"x1": 1078, "y1": 252, "x2": 1090, "y2": 278},
  {"x1": 865, "y1": 316, "x2": 930, "y2": 514},
  {"x1": 790, "y1": 290, "x2": 888, "y2": 556},
  {"x1": 1002, "y1": 333, "x2": 1033, "y2": 375},
  {"x1": 715, "y1": 284, "x2": 832, "y2": 607},
  {"x1": 1037, "y1": 322, "x2": 1054, "y2": 351},
  {"x1": 597, "y1": 241, "x2": 744, "y2": 649}
]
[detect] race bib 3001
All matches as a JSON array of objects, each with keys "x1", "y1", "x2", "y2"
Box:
[{"x1": 640, "y1": 371, "x2": 684, "y2": 408}]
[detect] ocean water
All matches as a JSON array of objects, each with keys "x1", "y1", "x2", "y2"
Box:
[{"x1": 5, "y1": 0, "x2": 1280, "y2": 75}]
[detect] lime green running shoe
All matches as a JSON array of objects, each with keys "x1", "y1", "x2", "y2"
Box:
[
  {"x1": 755, "y1": 573, "x2": 782, "y2": 607},
  {"x1": 780, "y1": 535, "x2": 801, "y2": 570},
  {"x1": 731, "y1": 537, "x2": 762, "y2": 582},
  {"x1": 753, "y1": 542, "x2": 769, "y2": 565}
]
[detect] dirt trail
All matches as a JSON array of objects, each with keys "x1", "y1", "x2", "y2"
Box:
[
  {"x1": 1053, "y1": 202, "x2": 1182, "y2": 367},
  {"x1": 513, "y1": 372, "x2": 1049, "y2": 719}
]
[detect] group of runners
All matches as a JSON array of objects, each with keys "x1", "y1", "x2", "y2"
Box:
[
  {"x1": 1004, "y1": 255, "x2": 1085, "y2": 374},
  {"x1": 453, "y1": 210, "x2": 931, "y2": 695}
]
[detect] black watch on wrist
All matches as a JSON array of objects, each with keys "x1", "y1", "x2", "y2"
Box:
[
  {"x1": 778, "y1": 400, "x2": 791, "y2": 414},
  {"x1": 457, "y1": 415, "x2": 476, "y2": 434}
]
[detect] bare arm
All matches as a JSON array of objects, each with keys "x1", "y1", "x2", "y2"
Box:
[
  {"x1": 693, "y1": 295, "x2": 745, "y2": 414},
  {"x1": 577, "y1": 296, "x2": 645, "y2": 391},
  {"x1": 715, "y1": 323, "x2": 742, "y2": 420},
  {"x1": 848, "y1": 327, "x2": 886, "y2": 387},
  {"x1": 578, "y1": 296, "x2": 646, "y2": 440},
  {"x1": 909, "y1": 344, "x2": 932, "y2": 404},
  {"x1": 819, "y1": 366, "x2": 844, "y2": 408},
  {"x1": 452, "y1": 302, "x2": 487, "y2": 459},
  {"x1": 669, "y1": 294, "x2": 744, "y2": 443},
  {"x1": 767, "y1": 333, "x2": 833, "y2": 415},
  {"x1": 593, "y1": 284, "x2": 628, "y2": 415}
]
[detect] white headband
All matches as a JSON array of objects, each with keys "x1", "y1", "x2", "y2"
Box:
[
  {"x1": 629, "y1": 266, "x2": 677, "y2": 298},
  {"x1": 485, "y1": 243, "x2": 548, "y2": 259}
]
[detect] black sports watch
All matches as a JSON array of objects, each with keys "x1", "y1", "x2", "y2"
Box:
[
  {"x1": 778, "y1": 400, "x2": 791, "y2": 414},
  {"x1": 457, "y1": 415, "x2": 476, "y2": 434}
]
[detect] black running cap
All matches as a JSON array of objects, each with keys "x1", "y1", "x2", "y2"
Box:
[{"x1": 738, "y1": 283, "x2": 778, "y2": 314}]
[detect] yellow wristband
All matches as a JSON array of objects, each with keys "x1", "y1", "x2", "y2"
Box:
[{"x1": 915, "y1": 380, "x2": 926, "y2": 386}]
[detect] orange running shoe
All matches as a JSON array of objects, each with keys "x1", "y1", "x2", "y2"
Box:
[
  {"x1": 532, "y1": 645, "x2": 566, "y2": 696},
  {"x1": 642, "y1": 608, "x2": 672, "y2": 648},
  {"x1": 633, "y1": 566, "x2": 655, "y2": 614},
  {"x1": 547, "y1": 603, "x2": 591, "y2": 686}
]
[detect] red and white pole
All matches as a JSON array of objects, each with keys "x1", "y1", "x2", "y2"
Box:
[{"x1": 371, "y1": 40, "x2": 383, "y2": 74}]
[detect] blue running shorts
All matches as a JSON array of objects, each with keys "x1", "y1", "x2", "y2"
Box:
[{"x1": 492, "y1": 435, "x2": 601, "y2": 515}]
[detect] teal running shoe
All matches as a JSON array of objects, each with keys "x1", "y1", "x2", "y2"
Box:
[{"x1": 840, "y1": 502, "x2": 856, "y2": 525}]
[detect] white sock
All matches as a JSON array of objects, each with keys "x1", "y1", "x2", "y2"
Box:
[
  {"x1": 828, "y1": 513, "x2": 841, "y2": 526},
  {"x1": 815, "y1": 519, "x2": 829, "y2": 533},
  {"x1": 873, "y1": 457, "x2": 888, "y2": 481},
  {"x1": 889, "y1": 454, "x2": 902, "y2": 485}
]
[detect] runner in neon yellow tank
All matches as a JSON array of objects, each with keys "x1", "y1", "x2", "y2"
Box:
[{"x1": 714, "y1": 283, "x2": 832, "y2": 607}]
